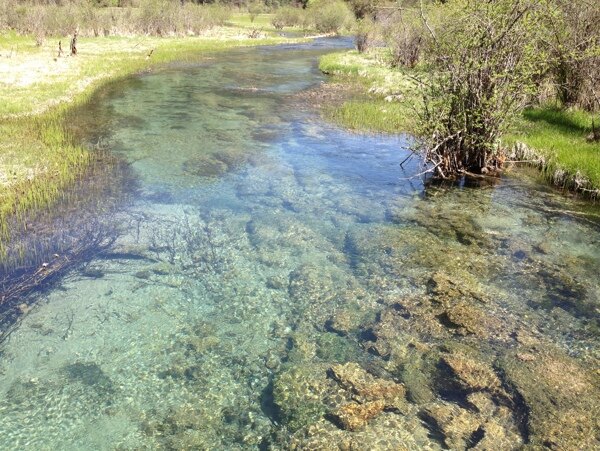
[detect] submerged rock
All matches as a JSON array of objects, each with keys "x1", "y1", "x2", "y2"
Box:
[
  {"x1": 287, "y1": 412, "x2": 436, "y2": 450},
  {"x1": 333, "y1": 400, "x2": 386, "y2": 431},
  {"x1": 316, "y1": 333, "x2": 361, "y2": 363},
  {"x1": 428, "y1": 271, "x2": 489, "y2": 306},
  {"x1": 182, "y1": 148, "x2": 246, "y2": 178},
  {"x1": 498, "y1": 346, "x2": 600, "y2": 449},
  {"x1": 440, "y1": 352, "x2": 502, "y2": 395},
  {"x1": 329, "y1": 362, "x2": 406, "y2": 407},
  {"x1": 441, "y1": 301, "x2": 492, "y2": 337},
  {"x1": 421, "y1": 402, "x2": 481, "y2": 450},
  {"x1": 326, "y1": 308, "x2": 363, "y2": 336},
  {"x1": 421, "y1": 399, "x2": 523, "y2": 451},
  {"x1": 63, "y1": 362, "x2": 114, "y2": 393},
  {"x1": 273, "y1": 363, "x2": 350, "y2": 432}
]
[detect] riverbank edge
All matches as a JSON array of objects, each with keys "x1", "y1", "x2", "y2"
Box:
[
  {"x1": 318, "y1": 50, "x2": 600, "y2": 200},
  {"x1": 0, "y1": 31, "x2": 312, "y2": 259}
]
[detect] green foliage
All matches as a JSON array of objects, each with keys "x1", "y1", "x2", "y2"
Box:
[
  {"x1": 508, "y1": 106, "x2": 600, "y2": 189},
  {"x1": 0, "y1": 1, "x2": 233, "y2": 37},
  {"x1": 137, "y1": 0, "x2": 180, "y2": 35},
  {"x1": 380, "y1": 8, "x2": 424, "y2": 68},
  {"x1": 319, "y1": 50, "x2": 417, "y2": 133},
  {"x1": 347, "y1": 0, "x2": 376, "y2": 19},
  {"x1": 326, "y1": 99, "x2": 414, "y2": 133},
  {"x1": 543, "y1": 0, "x2": 600, "y2": 110},
  {"x1": 247, "y1": 1, "x2": 265, "y2": 23},
  {"x1": 320, "y1": 48, "x2": 600, "y2": 192},
  {"x1": 306, "y1": 0, "x2": 354, "y2": 34},
  {"x1": 271, "y1": 6, "x2": 304, "y2": 30},
  {"x1": 353, "y1": 16, "x2": 374, "y2": 53},
  {"x1": 416, "y1": 0, "x2": 550, "y2": 176}
]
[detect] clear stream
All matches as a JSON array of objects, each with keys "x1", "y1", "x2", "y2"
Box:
[{"x1": 0, "y1": 39, "x2": 599, "y2": 450}]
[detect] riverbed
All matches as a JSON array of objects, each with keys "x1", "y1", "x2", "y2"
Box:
[{"x1": 0, "y1": 39, "x2": 599, "y2": 449}]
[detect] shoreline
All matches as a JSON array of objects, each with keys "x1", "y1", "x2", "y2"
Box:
[
  {"x1": 0, "y1": 26, "x2": 312, "y2": 264},
  {"x1": 318, "y1": 49, "x2": 600, "y2": 201}
]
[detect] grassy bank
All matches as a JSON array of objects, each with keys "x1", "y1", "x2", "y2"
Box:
[
  {"x1": 319, "y1": 50, "x2": 600, "y2": 196},
  {"x1": 506, "y1": 108, "x2": 600, "y2": 193},
  {"x1": 318, "y1": 50, "x2": 418, "y2": 133},
  {"x1": 0, "y1": 22, "x2": 306, "y2": 259}
]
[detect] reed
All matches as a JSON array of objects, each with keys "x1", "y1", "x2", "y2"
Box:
[
  {"x1": 325, "y1": 99, "x2": 414, "y2": 134},
  {"x1": 319, "y1": 50, "x2": 418, "y2": 133}
]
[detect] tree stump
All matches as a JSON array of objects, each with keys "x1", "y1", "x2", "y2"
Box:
[{"x1": 70, "y1": 32, "x2": 78, "y2": 56}]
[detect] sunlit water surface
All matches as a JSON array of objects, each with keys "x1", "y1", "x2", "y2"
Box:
[{"x1": 0, "y1": 39, "x2": 599, "y2": 450}]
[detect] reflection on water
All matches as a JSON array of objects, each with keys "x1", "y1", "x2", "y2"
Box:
[{"x1": 0, "y1": 40, "x2": 599, "y2": 450}]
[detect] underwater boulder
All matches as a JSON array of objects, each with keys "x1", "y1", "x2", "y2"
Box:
[
  {"x1": 498, "y1": 345, "x2": 600, "y2": 449},
  {"x1": 329, "y1": 362, "x2": 406, "y2": 408},
  {"x1": 273, "y1": 363, "x2": 351, "y2": 432},
  {"x1": 332, "y1": 400, "x2": 386, "y2": 431}
]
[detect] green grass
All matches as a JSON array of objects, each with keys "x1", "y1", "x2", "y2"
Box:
[
  {"x1": 0, "y1": 30, "x2": 307, "y2": 260},
  {"x1": 320, "y1": 50, "x2": 600, "y2": 196},
  {"x1": 228, "y1": 13, "x2": 309, "y2": 34},
  {"x1": 327, "y1": 99, "x2": 416, "y2": 134},
  {"x1": 229, "y1": 13, "x2": 274, "y2": 28},
  {"x1": 318, "y1": 50, "x2": 419, "y2": 134},
  {"x1": 507, "y1": 106, "x2": 600, "y2": 191}
]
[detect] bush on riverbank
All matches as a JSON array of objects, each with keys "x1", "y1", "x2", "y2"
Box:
[
  {"x1": 0, "y1": 1, "x2": 232, "y2": 40},
  {"x1": 306, "y1": 0, "x2": 354, "y2": 34},
  {"x1": 414, "y1": 0, "x2": 549, "y2": 177},
  {"x1": 319, "y1": 50, "x2": 600, "y2": 195},
  {"x1": 271, "y1": 6, "x2": 305, "y2": 30},
  {"x1": 318, "y1": 0, "x2": 599, "y2": 195}
]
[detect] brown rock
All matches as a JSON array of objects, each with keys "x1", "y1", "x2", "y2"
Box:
[
  {"x1": 498, "y1": 347, "x2": 600, "y2": 449},
  {"x1": 441, "y1": 353, "x2": 502, "y2": 394},
  {"x1": 333, "y1": 400, "x2": 385, "y2": 431},
  {"x1": 443, "y1": 301, "x2": 488, "y2": 336},
  {"x1": 422, "y1": 402, "x2": 481, "y2": 450},
  {"x1": 429, "y1": 271, "x2": 489, "y2": 305},
  {"x1": 513, "y1": 329, "x2": 540, "y2": 346},
  {"x1": 326, "y1": 310, "x2": 357, "y2": 336},
  {"x1": 472, "y1": 420, "x2": 523, "y2": 450},
  {"x1": 516, "y1": 352, "x2": 536, "y2": 362},
  {"x1": 466, "y1": 392, "x2": 496, "y2": 416},
  {"x1": 330, "y1": 362, "x2": 405, "y2": 406}
]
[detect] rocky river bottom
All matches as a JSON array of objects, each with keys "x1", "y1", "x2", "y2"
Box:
[{"x1": 0, "y1": 39, "x2": 599, "y2": 450}]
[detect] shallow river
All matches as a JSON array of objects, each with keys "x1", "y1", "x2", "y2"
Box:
[{"x1": 0, "y1": 39, "x2": 599, "y2": 450}]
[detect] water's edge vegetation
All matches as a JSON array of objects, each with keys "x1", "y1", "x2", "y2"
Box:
[
  {"x1": 0, "y1": 21, "x2": 310, "y2": 264},
  {"x1": 0, "y1": 13, "x2": 598, "y2": 448},
  {"x1": 0, "y1": 38, "x2": 598, "y2": 449},
  {"x1": 318, "y1": 49, "x2": 600, "y2": 198}
]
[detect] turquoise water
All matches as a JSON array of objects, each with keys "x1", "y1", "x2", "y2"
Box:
[{"x1": 0, "y1": 40, "x2": 599, "y2": 449}]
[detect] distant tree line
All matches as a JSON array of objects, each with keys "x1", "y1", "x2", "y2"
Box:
[{"x1": 0, "y1": 0, "x2": 362, "y2": 39}]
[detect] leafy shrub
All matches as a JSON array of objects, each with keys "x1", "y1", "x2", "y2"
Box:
[
  {"x1": 247, "y1": 1, "x2": 264, "y2": 23},
  {"x1": 416, "y1": 0, "x2": 549, "y2": 176},
  {"x1": 0, "y1": 1, "x2": 231, "y2": 37},
  {"x1": 353, "y1": 16, "x2": 374, "y2": 53},
  {"x1": 271, "y1": 6, "x2": 304, "y2": 30},
  {"x1": 306, "y1": 0, "x2": 354, "y2": 34},
  {"x1": 380, "y1": 9, "x2": 423, "y2": 68},
  {"x1": 137, "y1": 0, "x2": 179, "y2": 36},
  {"x1": 203, "y1": 4, "x2": 231, "y2": 27}
]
